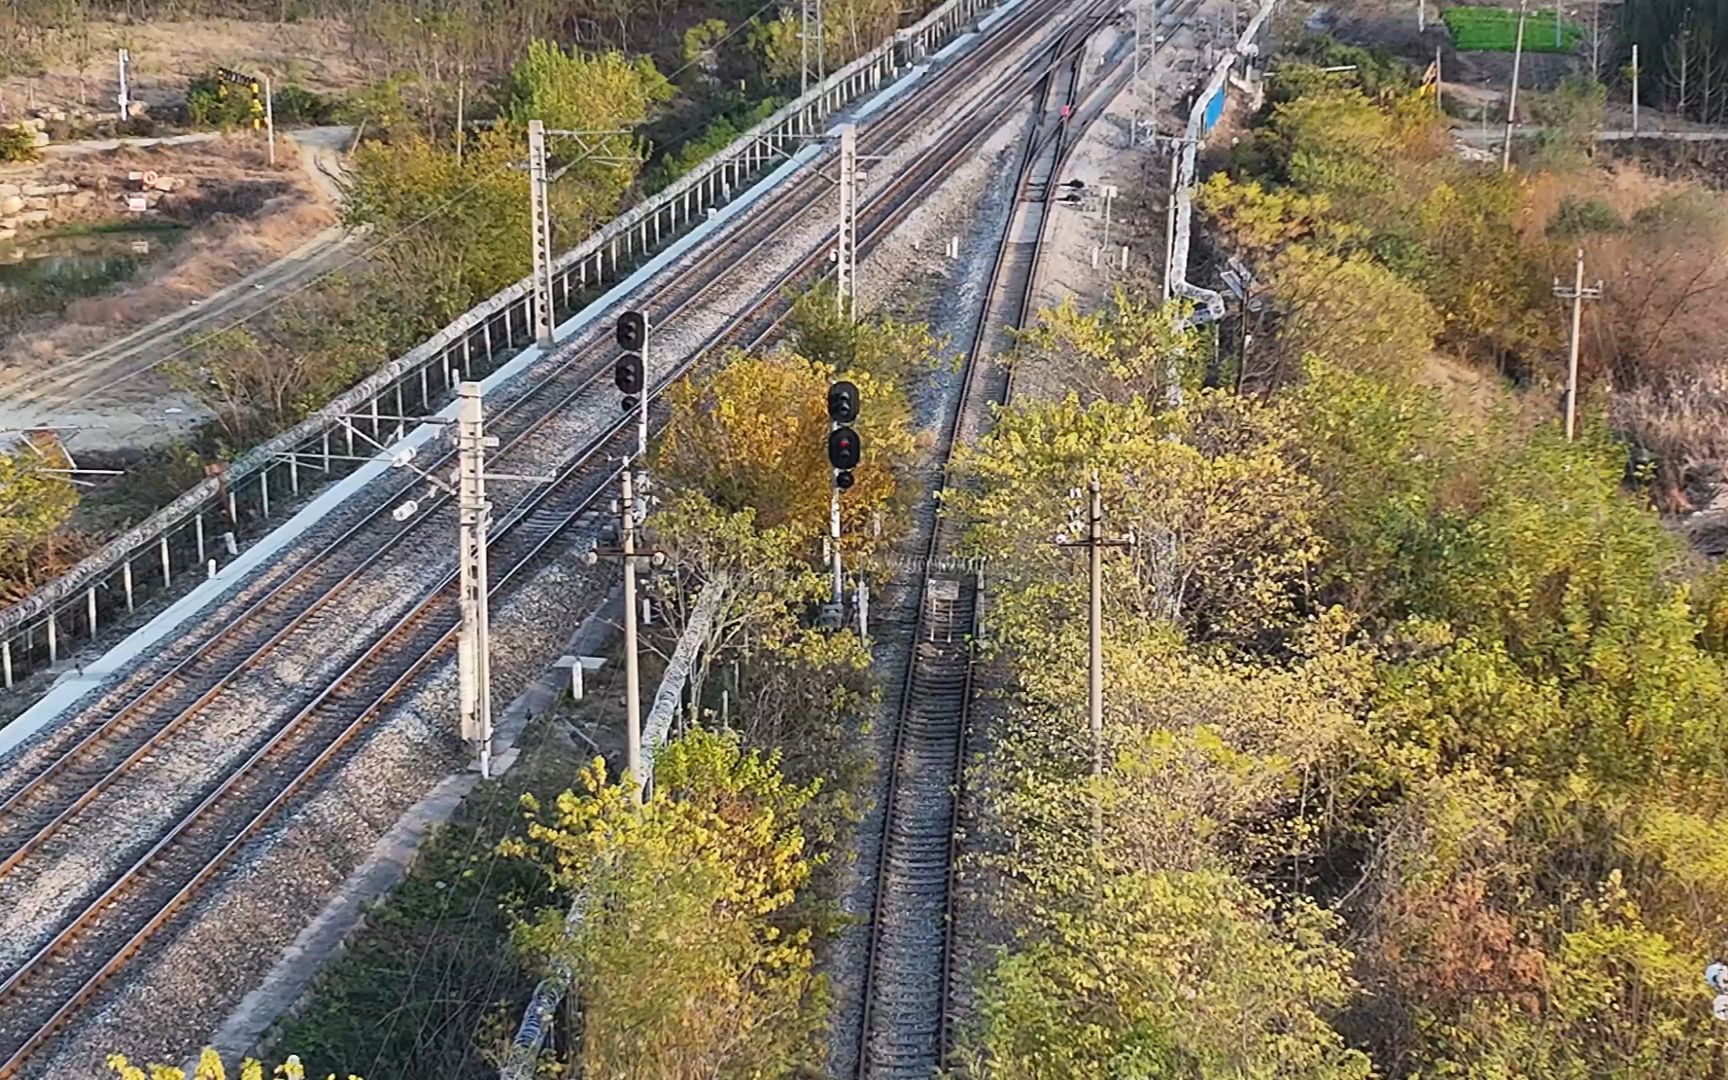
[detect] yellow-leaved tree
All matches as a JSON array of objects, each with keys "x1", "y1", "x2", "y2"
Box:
[{"x1": 106, "y1": 1048, "x2": 360, "y2": 1080}]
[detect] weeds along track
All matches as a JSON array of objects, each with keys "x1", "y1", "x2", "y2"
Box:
[
  {"x1": 0, "y1": 0, "x2": 1108, "y2": 1072},
  {"x1": 853, "y1": 1, "x2": 1202, "y2": 1074}
]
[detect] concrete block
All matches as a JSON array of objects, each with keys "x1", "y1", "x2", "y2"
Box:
[
  {"x1": 0, "y1": 183, "x2": 19, "y2": 197},
  {"x1": 22, "y1": 196, "x2": 51, "y2": 211}
]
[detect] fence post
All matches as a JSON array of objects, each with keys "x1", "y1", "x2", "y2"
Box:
[
  {"x1": 161, "y1": 535, "x2": 172, "y2": 588},
  {"x1": 123, "y1": 558, "x2": 134, "y2": 613}
]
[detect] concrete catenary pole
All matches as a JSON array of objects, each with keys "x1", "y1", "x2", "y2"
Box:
[
  {"x1": 1503, "y1": 0, "x2": 1529, "y2": 172},
  {"x1": 456, "y1": 382, "x2": 494, "y2": 779},
  {"x1": 837, "y1": 123, "x2": 857, "y2": 316},
  {"x1": 528, "y1": 119, "x2": 556, "y2": 347},
  {"x1": 621, "y1": 465, "x2": 645, "y2": 805}
]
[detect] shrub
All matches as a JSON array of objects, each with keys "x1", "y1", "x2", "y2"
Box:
[
  {"x1": 0, "y1": 124, "x2": 38, "y2": 162},
  {"x1": 271, "y1": 83, "x2": 331, "y2": 125},
  {"x1": 186, "y1": 72, "x2": 259, "y2": 130},
  {"x1": 1546, "y1": 196, "x2": 1622, "y2": 237}
]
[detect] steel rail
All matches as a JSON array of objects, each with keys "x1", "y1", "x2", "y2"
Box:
[
  {"x1": 0, "y1": 3, "x2": 1095, "y2": 1073},
  {"x1": 853, "y1": 2, "x2": 1201, "y2": 1072},
  {"x1": 0, "y1": 0, "x2": 1070, "y2": 889},
  {"x1": 853, "y1": 13, "x2": 1101, "y2": 1076}
]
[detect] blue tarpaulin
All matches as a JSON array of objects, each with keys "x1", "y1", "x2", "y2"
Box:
[{"x1": 1201, "y1": 87, "x2": 1226, "y2": 133}]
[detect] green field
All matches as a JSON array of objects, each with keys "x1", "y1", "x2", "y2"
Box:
[{"x1": 1441, "y1": 6, "x2": 1584, "y2": 52}]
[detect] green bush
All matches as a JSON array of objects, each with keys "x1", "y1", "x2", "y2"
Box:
[
  {"x1": 0, "y1": 124, "x2": 36, "y2": 163},
  {"x1": 186, "y1": 72, "x2": 259, "y2": 130},
  {"x1": 1546, "y1": 196, "x2": 1622, "y2": 236},
  {"x1": 648, "y1": 96, "x2": 786, "y2": 191},
  {"x1": 271, "y1": 83, "x2": 331, "y2": 125}
]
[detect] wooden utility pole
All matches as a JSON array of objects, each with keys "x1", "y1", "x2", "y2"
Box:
[
  {"x1": 1503, "y1": 0, "x2": 1529, "y2": 171},
  {"x1": 1553, "y1": 248, "x2": 1604, "y2": 441}
]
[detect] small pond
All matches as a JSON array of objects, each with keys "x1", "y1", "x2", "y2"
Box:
[{"x1": 0, "y1": 223, "x2": 185, "y2": 323}]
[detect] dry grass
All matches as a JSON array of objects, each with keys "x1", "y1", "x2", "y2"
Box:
[
  {"x1": 0, "y1": 18, "x2": 362, "y2": 120},
  {"x1": 1524, "y1": 162, "x2": 1728, "y2": 509},
  {"x1": 0, "y1": 136, "x2": 337, "y2": 371}
]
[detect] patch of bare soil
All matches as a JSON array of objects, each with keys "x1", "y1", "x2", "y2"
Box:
[
  {"x1": 0, "y1": 18, "x2": 360, "y2": 121},
  {"x1": 0, "y1": 137, "x2": 335, "y2": 372}
]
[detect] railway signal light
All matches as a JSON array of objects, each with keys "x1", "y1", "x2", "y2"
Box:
[
  {"x1": 616, "y1": 309, "x2": 647, "y2": 351},
  {"x1": 615, "y1": 354, "x2": 644, "y2": 395},
  {"x1": 835, "y1": 469, "x2": 855, "y2": 490},
  {"x1": 828, "y1": 425, "x2": 861, "y2": 471},
  {"x1": 621, "y1": 393, "x2": 640, "y2": 412},
  {"x1": 827, "y1": 380, "x2": 859, "y2": 424}
]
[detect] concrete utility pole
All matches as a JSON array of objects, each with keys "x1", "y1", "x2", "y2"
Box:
[
  {"x1": 456, "y1": 383, "x2": 495, "y2": 779},
  {"x1": 528, "y1": 120, "x2": 556, "y2": 347},
  {"x1": 263, "y1": 75, "x2": 276, "y2": 168},
  {"x1": 836, "y1": 123, "x2": 857, "y2": 316},
  {"x1": 1436, "y1": 46, "x2": 1444, "y2": 117},
  {"x1": 620, "y1": 465, "x2": 645, "y2": 804},
  {"x1": 1553, "y1": 248, "x2": 1603, "y2": 441},
  {"x1": 1087, "y1": 473, "x2": 1103, "y2": 822},
  {"x1": 1503, "y1": 0, "x2": 1529, "y2": 172},
  {"x1": 116, "y1": 49, "x2": 130, "y2": 123},
  {"x1": 1418, "y1": 0, "x2": 1425, "y2": 35},
  {"x1": 1162, "y1": 149, "x2": 1179, "y2": 302},
  {"x1": 1057, "y1": 473, "x2": 1134, "y2": 848},
  {"x1": 1101, "y1": 184, "x2": 1119, "y2": 251},
  {"x1": 1632, "y1": 43, "x2": 1641, "y2": 134}
]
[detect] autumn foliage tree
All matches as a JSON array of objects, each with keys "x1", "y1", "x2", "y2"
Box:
[
  {"x1": 504, "y1": 729, "x2": 830, "y2": 1079},
  {"x1": 0, "y1": 443, "x2": 86, "y2": 603},
  {"x1": 107, "y1": 1049, "x2": 359, "y2": 1080}
]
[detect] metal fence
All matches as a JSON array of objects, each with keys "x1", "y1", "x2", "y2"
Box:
[
  {"x1": 0, "y1": 0, "x2": 999, "y2": 693},
  {"x1": 1170, "y1": 0, "x2": 1277, "y2": 327}
]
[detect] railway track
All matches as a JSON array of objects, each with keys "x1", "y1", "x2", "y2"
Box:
[
  {"x1": 0, "y1": 1, "x2": 1118, "y2": 1073},
  {"x1": 853, "y1": 1, "x2": 1203, "y2": 1074}
]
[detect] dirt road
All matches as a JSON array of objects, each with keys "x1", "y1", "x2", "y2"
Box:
[{"x1": 0, "y1": 127, "x2": 360, "y2": 453}]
